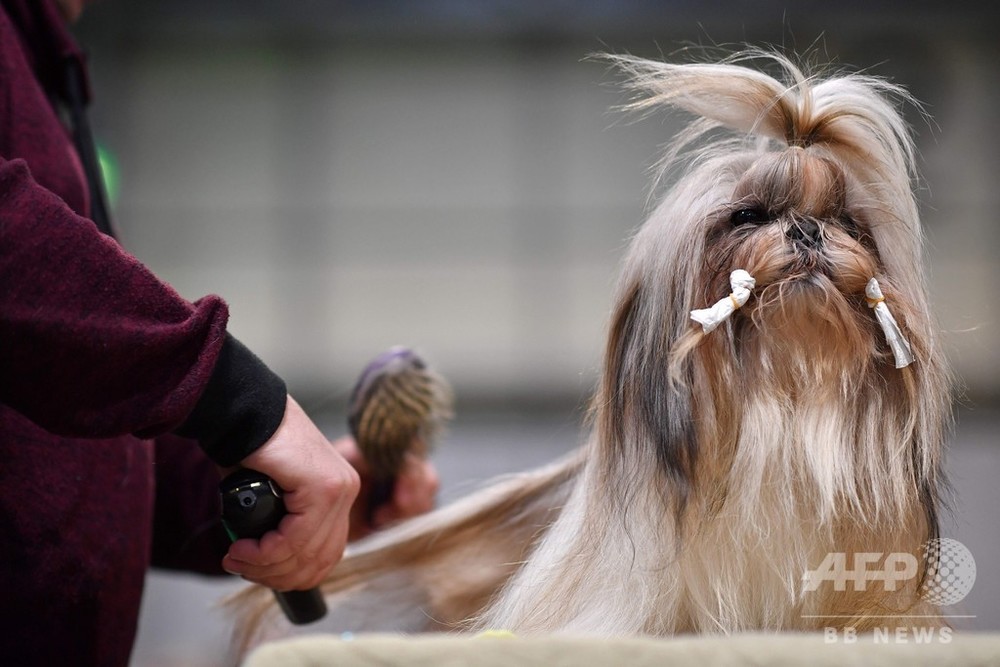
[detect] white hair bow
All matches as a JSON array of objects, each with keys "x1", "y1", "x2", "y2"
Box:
[
  {"x1": 690, "y1": 269, "x2": 755, "y2": 333},
  {"x1": 866, "y1": 278, "x2": 914, "y2": 368}
]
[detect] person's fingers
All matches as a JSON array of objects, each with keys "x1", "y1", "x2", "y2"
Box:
[
  {"x1": 279, "y1": 467, "x2": 355, "y2": 552},
  {"x1": 396, "y1": 457, "x2": 440, "y2": 515},
  {"x1": 409, "y1": 459, "x2": 440, "y2": 513},
  {"x1": 226, "y1": 521, "x2": 337, "y2": 589},
  {"x1": 255, "y1": 469, "x2": 355, "y2": 587},
  {"x1": 224, "y1": 553, "x2": 298, "y2": 582},
  {"x1": 228, "y1": 512, "x2": 336, "y2": 577},
  {"x1": 225, "y1": 539, "x2": 280, "y2": 567},
  {"x1": 370, "y1": 456, "x2": 440, "y2": 529},
  {"x1": 226, "y1": 517, "x2": 348, "y2": 590},
  {"x1": 271, "y1": 506, "x2": 344, "y2": 579},
  {"x1": 279, "y1": 468, "x2": 358, "y2": 520},
  {"x1": 225, "y1": 395, "x2": 361, "y2": 590}
]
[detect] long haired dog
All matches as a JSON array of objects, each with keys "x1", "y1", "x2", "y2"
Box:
[{"x1": 230, "y1": 51, "x2": 951, "y2": 650}]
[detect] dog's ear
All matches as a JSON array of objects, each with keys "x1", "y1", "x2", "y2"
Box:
[{"x1": 595, "y1": 278, "x2": 698, "y2": 515}]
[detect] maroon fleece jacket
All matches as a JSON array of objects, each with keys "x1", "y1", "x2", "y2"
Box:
[{"x1": 0, "y1": 1, "x2": 288, "y2": 664}]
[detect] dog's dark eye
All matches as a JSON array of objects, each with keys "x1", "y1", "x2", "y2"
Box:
[{"x1": 730, "y1": 207, "x2": 770, "y2": 227}]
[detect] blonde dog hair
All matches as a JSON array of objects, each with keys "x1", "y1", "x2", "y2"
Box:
[{"x1": 229, "y1": 50, "x2": 950, "y2": 654}]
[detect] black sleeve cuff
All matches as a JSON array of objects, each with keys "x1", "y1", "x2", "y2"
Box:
[{"x1": 175, "y1": 334, "x2": 287, "y2": 467}]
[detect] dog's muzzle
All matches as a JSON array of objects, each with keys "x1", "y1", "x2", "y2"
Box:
[{"x1": 787, "y1": 219, "x2": 822, "y2": 248}]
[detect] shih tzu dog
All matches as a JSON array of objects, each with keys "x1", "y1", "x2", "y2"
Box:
[{"x1": 230, "y1": 50, "x2": 951, "y2": 650}]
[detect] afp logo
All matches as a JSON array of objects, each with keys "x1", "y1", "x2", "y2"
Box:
[{"x1": 803, "y1": 538, "x2": 976, "y2": 605}]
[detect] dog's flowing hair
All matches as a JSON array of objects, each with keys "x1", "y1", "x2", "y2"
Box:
[{"x1": 229, "y1": 51, "x2": 951, "y2": 652}]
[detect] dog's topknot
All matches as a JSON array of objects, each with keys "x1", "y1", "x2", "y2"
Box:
[{"x1": 604, "y1": 50, "x2": 919, "y2": 189}]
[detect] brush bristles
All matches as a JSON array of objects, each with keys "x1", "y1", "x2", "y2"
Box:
[{"x1": 348, "y1": 350, "x2": 454, "y2": 478}]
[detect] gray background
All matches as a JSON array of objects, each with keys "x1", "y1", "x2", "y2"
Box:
[{"x1": 68, "y1": 2, "x2": 998, "y2": 664}]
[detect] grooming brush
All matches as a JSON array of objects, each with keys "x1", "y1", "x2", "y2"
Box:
[{"x1": 347, "y1": 347, "x2": 453, "y2": 521}]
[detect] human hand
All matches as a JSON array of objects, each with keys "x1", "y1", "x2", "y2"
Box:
[
  {"x1": 221, "y1": 396, "x2": 360, "y2": 591},
  {"x1": 333, "y1": 436, "x2": 440, "y2": 541}
]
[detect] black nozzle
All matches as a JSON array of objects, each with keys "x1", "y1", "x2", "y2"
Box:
[{"x1": 220, "y1": 469, "x2": 327, "y2": 625}]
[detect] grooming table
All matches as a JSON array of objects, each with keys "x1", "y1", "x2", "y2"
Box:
[{"x1": 244, "y1": 632, "x2": 1000, "y2": 666}]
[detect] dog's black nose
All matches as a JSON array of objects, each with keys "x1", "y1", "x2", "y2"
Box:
[{"x1": 788, "y1": 219, "x2": 822, "y2": 247}]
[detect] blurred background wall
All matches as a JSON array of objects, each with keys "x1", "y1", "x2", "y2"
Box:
[{"x1": 70, "y1": 2, "x2": 997, "y2": 665}]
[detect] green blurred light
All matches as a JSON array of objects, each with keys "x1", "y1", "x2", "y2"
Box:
[{"x1": 97, "y1": 144, "x2": 120, "y2": 207}]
